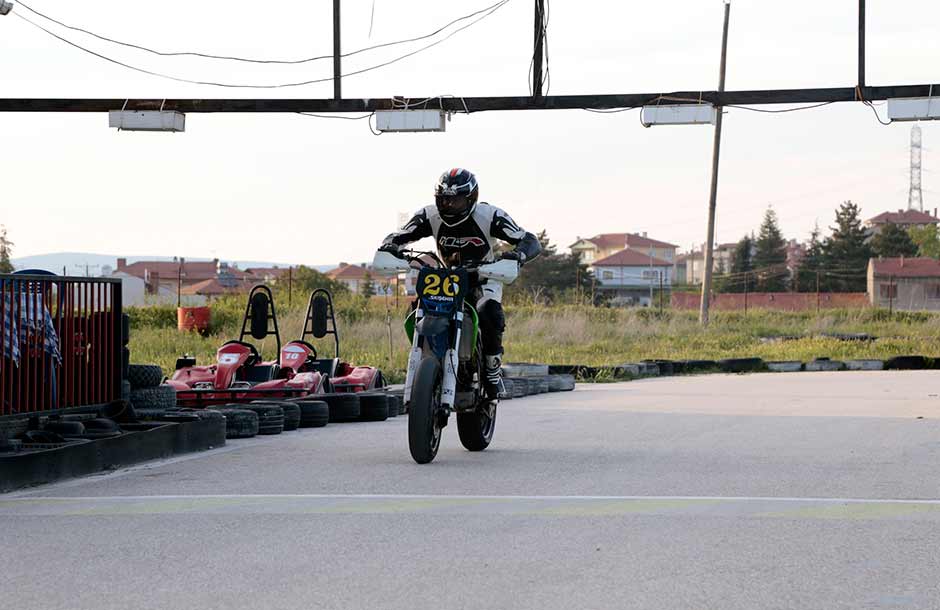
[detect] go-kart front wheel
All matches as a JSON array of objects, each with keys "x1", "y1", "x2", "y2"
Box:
[{"x1": 409, "y1": 356, "x2": 444, "y2": 464}]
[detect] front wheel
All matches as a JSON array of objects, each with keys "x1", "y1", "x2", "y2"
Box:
[
  {"x1": 457, "y1": 402, "x2": 496, "y2": 452},
  {"x1": 409, "y1": 356, "x2": 444, "y2": 464}
]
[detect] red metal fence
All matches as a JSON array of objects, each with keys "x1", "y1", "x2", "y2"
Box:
[{"x1": 1, "y1": 274, "x2": 122, "y2": 417}]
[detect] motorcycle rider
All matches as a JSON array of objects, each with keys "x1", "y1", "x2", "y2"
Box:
[{"x1": 379, "y1": 168, "x2": 541, "y2": 399}]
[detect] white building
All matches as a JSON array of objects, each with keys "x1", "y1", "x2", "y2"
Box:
[{"x1": 593, "y1": 248, "x2": 674, "y2": 306}]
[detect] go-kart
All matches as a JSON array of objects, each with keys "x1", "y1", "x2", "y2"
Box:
[
  {"x1": 166, "y1": 285, "x2": 327, "y2": 408},
  {"x1": 295, "y1": 289, "x2": 386, "y2": 393}
]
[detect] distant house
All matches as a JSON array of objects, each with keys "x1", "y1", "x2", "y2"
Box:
[
  {"x1": 326, "y1": 263, "x2": 374, "y2": 294},
  {"x1": 115, "y1": 257, "x2": 249, "y2": 294},
  {"x1": 677, "y1": 243, "x2": 738, "y2": 285},
  {"x1": 866, "y1": 209, "x2": 940, "y2": 235},
  {"x1": 570, "y1": 233, "x2": 678, "y2": 266},
  {"x1": 244, "y1": 267, "x2": 292, "y2": 284},
  {"x1": 593, "y1": 248, "x2": 674, "y2": 306},
  {"x1": 868, "y1": 256, "x2": 940, "y2": 310}
]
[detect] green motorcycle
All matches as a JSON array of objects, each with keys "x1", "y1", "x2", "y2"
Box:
[{"x1": 373, "y1": 249, "x2": 519, "y2": 464}]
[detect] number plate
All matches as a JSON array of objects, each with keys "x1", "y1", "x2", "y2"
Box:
[{"x1": 418, "y1": 268, "x2": 467, "y2": 315}]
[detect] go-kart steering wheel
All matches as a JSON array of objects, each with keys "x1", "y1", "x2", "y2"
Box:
[
  {"x1": 222, "y1": 340, "x2": 260, "y2": 366},
  {"x1": 292, "y1": 340, "x2": 318, "y2": 360}
]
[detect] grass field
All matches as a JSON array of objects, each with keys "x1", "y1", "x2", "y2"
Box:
[{"x1": 128, "y1": 295, "x2": 940, "y2": 383}]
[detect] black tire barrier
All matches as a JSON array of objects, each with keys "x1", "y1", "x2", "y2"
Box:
[
  {"x1": 295, "y1": 400, "x2": 330, "y2": 428},
  {"x1": 501, "y1": 378, "x2": 515, "y2": 400},
  {"x1": 127, "y1": 364, "x2": 164, "y2": 390},
  {"x1": 678, "y1": 360, "x2": 719, "y2": 373},
  {"x1": 511, "y1": 378, "x2": 528, "y2": 398},
  {"x1": 231, "y1": 403, "x2": 284, "y2": 435},
  {"x1": 130, "y1": 385, "x2": 177, "y2": 411},
  {"x1": 252, "y1": 401, "x2": 301, "y2": 431},
  {"x1": 211, "y1": 408, "x2": 259, "y2": 438},
  {"x1": 99, "y1": 400, "x2": 137, "y2": 424},
  {"x1": 718, "y1": 358, "x2": 765, "y2": 373},
  {"x1": 135, "y1": 408, "x2": 177, "y2": 421},
  {"x1": 320, "y1": 393, "x2": 362, "y2": 423},
  {"x1": 536, "y1": 377, "x2": 550, "y2": 394},
  {"x1": 0, "y1": 418, "x2": 30, "y2": 441},
  {"x1": 43, "y1": 420, "x2": 85, "y2": 437},
  {"x1": 0, "y1": 438, "x2": 22, "y2": 453},
  {"x1": 884, "y1": 355, "x2": 928, "y2": 370},
  {"x1": 386, "y1": 395, "x2": 400, "y2": 417},
  {"x1": 122, "y1": 347, "x2": 130, "y2": 381},
  {"x1": 83, "y1": 418, "x2": 120, "y2": 433},
  {"x1": 643, "y1": 360, "x2": 675, "y2": 376},
  {"x1": 358, "y1": 393, "x2": 389, "y2": 422},
  {"x1": 21, "y1": 429, "x2": 67, "y2": 444},
  {"x1": 548, "y1": 375, "x2": 576, "y2": 392},
  {"x1": 121, "y1": 380, "x2": 131, "y2": 403}
]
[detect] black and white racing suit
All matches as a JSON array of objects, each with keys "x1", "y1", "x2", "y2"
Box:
[{"x1": 382, "y1": 202, "x2": 541, "y2": 391}]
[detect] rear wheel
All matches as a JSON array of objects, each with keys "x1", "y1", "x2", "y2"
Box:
[
  {"x1": 409, "y1": 357, "x2": 444, "y2": 464},
  {"x1": 457, "y1": 401, "x2": 496, "y2": 452}
]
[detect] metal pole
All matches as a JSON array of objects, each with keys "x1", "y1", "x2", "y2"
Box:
[
  {"x1": 648, "y1": 247, "x2": 654, "y2": 307},
  {"x1": 699, "y1": 1, "x2": 731, "y2": 326},
  {"x1": 659, "y1": 270, "x2": 664, "y2": 314},
  {"x1": 889, "y1": 274, "x2": 894, "y2": 314},
  {"x1": 816, "y1": 270, "x2": 820, "y2": 313},
  {"x1": 288, "y1": 266, "x2": 292, "y2": 306},
  {"x1": 744, "y1": 271, "x2": 748, "y2": 315},
  {"x1": 858, "y1": 0, "x2": 866, "y2": 89},
  {"x1": 532, "y1": 0, "x2": 545, "y2": 97},
  {"x1": 333, "y1": 0, "x2": 342, "y2": 101},
  {"x1": 177, "y1": 263, "x2": 182, "y2": 308}
]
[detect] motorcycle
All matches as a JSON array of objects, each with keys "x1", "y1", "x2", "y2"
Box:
[{"x1": 373, "y1": 249, "x2": 519, "y2": 464}]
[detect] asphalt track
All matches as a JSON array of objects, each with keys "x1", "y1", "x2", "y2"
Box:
[{"x1": 3, "y1": 371, "x2": 940, "y2": 609}]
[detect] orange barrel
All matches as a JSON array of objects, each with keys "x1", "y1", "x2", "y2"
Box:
[{"x1": 178, "y1": 306, "x2": 211, "y2": 333}]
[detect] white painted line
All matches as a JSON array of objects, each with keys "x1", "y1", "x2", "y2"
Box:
[{"x1": 6, "y1": 494, "x2": 940, "y2": 504}]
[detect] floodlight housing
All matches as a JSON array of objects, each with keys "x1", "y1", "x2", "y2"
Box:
[
  {"x1": 640, "y1": 104, "x2": 717, "y2": 127},
  {"x1": 375, "y1": 110, "x2": 446, "y2": 133},
  {"x1": 887, "y1": 97, "x2": 940, "y2": 122},
  {"x1": 109, "y1": 110, "x2": 185, "y2": 132},
  {"x1": 0, "y1": 1, "x2": 14, "y2": 15}
]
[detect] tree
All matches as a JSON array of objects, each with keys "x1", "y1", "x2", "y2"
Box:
[
  {"x1": 504, "y1": 230, "x2": 594, "y2": 304},
  {"x1": 360, "y1": 272, "x2": 376, "y2": 298},
  {"x1": 870, "y1": 222, "x2": 918, "y2": 258},
  {"x1": 822, "y1": 200, "x2": 872, "y2": 292},
  {"x1": 794, "y1": 224, "x2": 825, "y2": 292},
  {"x1": 907, "y1": 225, "x2": 940, "y2": 259},
  {"x1": 718, "y1": 234, "x2": 753, "y2": 293},
  {"x1": 0, "y1": 225, "x2": 13, "y2": 274},
  {"x1": 293, "y1": 265, "x2": 348, "y2": 295},
  {"x1": 752, "y1": 207, "x2": 788, "y2": 291}
]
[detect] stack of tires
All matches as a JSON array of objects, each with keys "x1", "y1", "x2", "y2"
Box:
[{"x1": 127, "y1": 364, "x2": 176, "y2": 415}]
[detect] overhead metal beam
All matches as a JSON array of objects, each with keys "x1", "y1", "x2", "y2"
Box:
[{"x1": 0, "y1": 84, "x2": 937, "y2": 114}]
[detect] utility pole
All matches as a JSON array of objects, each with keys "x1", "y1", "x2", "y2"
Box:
[
  {"x1": 816, "y1": 270, "x2": 820, "y2": 313},
  {"x1": 333, "y1": 0, "x2": 342, "y2": 101},
  {"x1": 532, "y1": 0, "x2": 545, "y2": 98},
  {"x1": 699, "y1": 1, "x2": 731, "y2": 326},
  {"x1": 889, "y1": 274, "x2": 894, "y2": 315},
  {"x1": 858, "y1": 0, "x2": 866, "y2": 90},
  {"x1": 288, "y1": 266, "x2": 293, "y2": 306},
  {"x1": 648, "y1": 247, "x2": 654, "y2": 307},
  {"x1": 744, "y1": 270, "x2": 749, "y2": 315}
]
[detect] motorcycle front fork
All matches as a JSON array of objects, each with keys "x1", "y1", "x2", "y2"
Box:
[{"x1": 403, "y1": 309, "x2": 462, "y2": 414}]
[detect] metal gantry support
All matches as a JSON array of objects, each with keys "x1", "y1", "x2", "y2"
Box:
[{"x1": 333, "y1": 0, "x2": 342, "y2": 101}]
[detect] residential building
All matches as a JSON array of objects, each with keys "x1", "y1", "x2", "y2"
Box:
[
  {"x1": 570, "y1": 233, "x2": 678, "y2": 265},
  {"x1": 244, "y1": 267, "x2": 292, "y2": 283},
  {"x1": 593, "y1": 248, "x2": 674, "y2": 306},
  {"x1": 679, "y1": 243, "x2": 737, "y2": 285},
  {"x1": 115, "y1": 257, "x2": 249, "y2": 294},
  {"x1": 868, "y1": 256, "x2": 940, "y2": 310},
  {"x1": 866, "y1": 209, "x2": 940, "y2": 235}
]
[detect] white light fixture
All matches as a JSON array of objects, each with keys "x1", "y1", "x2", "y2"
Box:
[
  {"x1": 109, "y1": 110, "x2": 185, "y2": 132},
  {"x1": 0, "y1": 1, "x2": 14, "y2": 15},
  {"x1": 375, "y1": 110, "x2": 446, "y2": 133},
  {"x1": 640, "y1": 104, "x2": 717, "y2": 127},
  {"x1": 887, "y1": 97, "x2": 940, "y2": 122}
]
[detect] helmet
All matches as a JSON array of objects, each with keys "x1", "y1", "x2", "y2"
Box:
[{"x1": 435, "y1": 168, "x2": 479, "y2": 226}]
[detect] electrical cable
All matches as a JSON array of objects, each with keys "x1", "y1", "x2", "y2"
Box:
[
  {"x1": 14, "y1": 0, "x2": 509, "y2": 65},
  {"x1": 12, "y1": 1, "x2": 510, "y2": 89},
  {"x1": 864, "y1": 100, "x2": 892, "y2": 126},
  {"x1": 296, "y1": 112, "x2": 374, "y2": 120},
  {"x1": 727, "y1": 101, "x2": 835, "y2": 113}
]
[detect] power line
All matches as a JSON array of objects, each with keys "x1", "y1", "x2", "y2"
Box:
[
  {"x1": 12, "y1": 1, "x2": 510, "y2": 89},
  {"x1": 14, "y1": 0, "x2": 510, "y2": 65},
  {"x1": 727, "y1": 101, "x2": 835, "y2": 113}
]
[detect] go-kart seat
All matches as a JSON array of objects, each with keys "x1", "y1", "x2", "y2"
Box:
[
  {"x1": 236, "y1": 364, "x2": 279, "y2": 384},
  {"x1": 307, "y1": 358, "x2": 339, "y2": 378}
]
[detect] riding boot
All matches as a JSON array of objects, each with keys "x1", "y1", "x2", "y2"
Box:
[{"x1": 484, "y1": 354, "x2": 505, "y2": 400}]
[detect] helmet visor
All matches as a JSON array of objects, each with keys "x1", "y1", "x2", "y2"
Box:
[{"x1": 435, "y1": 193, "x2": 472, "y2": 218}]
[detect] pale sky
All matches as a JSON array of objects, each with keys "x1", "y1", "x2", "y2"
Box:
[{"x1": 1, "y1": 0, "x2": 938, "y2": 265}]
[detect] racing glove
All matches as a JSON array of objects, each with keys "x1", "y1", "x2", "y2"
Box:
[{"x1": 499, "y1": 250, "x2": 527, "y2": 266}]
